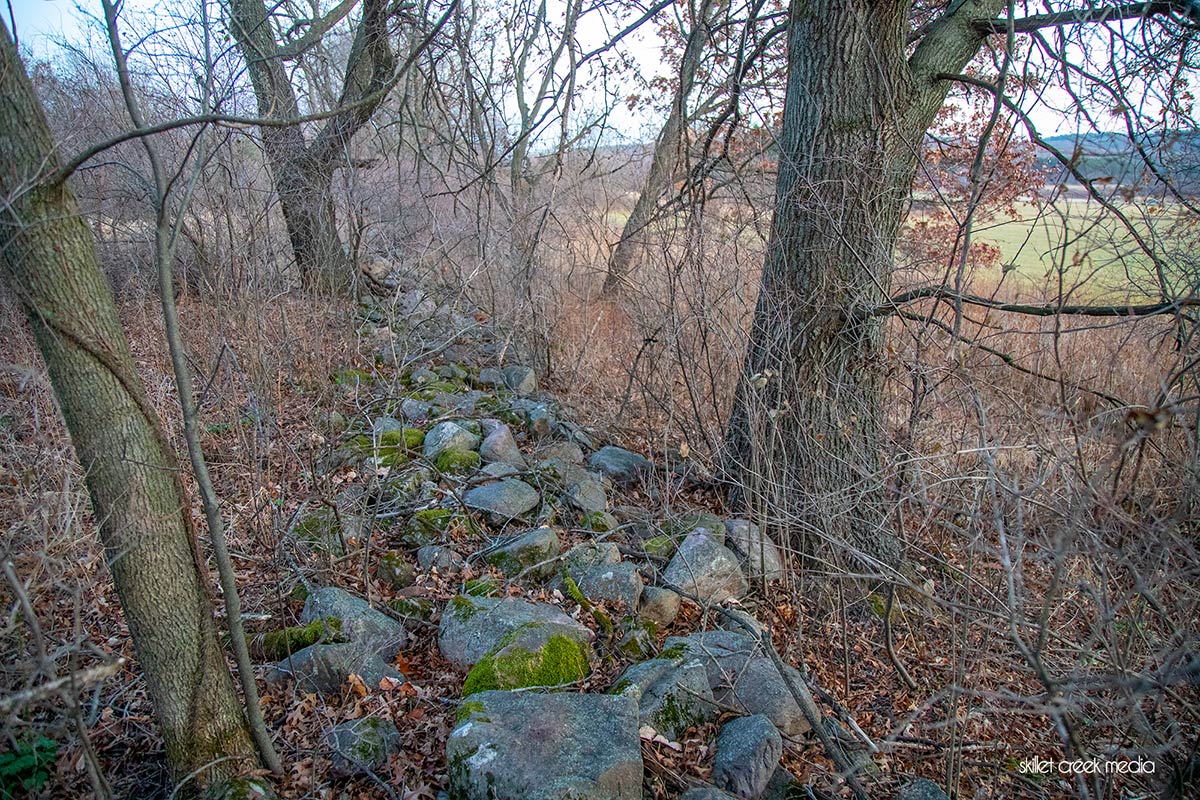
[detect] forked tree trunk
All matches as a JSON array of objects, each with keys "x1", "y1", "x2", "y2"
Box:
[
  {"x1": 725, "y1": 0, "x2": 1003, "y2": 571},
  {"x1": 601, "y1": 0, "x2": 716, "y2": 296},
  {"x1": 230, "y1": 0, "x2": 395, "y2": 292},
  {"x1": 0, "y1": 21, "x2": 259, "y2": 792}
]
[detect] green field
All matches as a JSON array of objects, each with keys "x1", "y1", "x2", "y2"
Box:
[{"x1": 950, "y1": 200, "x2": 1194, "y2": 301}]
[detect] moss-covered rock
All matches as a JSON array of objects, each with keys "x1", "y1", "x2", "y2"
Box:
[
  {"x1": 642, "y1": 534, "x2": 678, "y2": 558},
  {"x1": 435, "y1": 447, "x2": 482, "y2": 475},
  {"x1": 464, "y1": 576, "x2": 502, "y2": 597},
  {"x1": 462, "y1": 623, "x2": 592, "y2": 695},
  {"x1": 330, "y1": 368, "x2": 373, "y2": 387},
  {"x1": 389, "y1": 597, "x2": 434, "y2": 621},
  {"x1": 293, "y1": 508, "x2": 347, "y2": 556},
  {"x1": 485, "y1": 527, "x2": 560, "y2": 578},
  {"x1": 324, "y1": 717, "x2": 401, "y2": 776},
  {"x1": 581, "y1": 510, "x2": 619, "y2": 533},
  {"x1": 403, "y1": 507, "x2": 458, "y2": 546},
  {"x1": 377, "y1": 551, "x2": 416, "y2": 589},
  {"x1": 664, "y1": 512, "x2": 726, "y2": 545},
  {"x1": 255, "y1": 617, "x2": 342, "y2": 661}
]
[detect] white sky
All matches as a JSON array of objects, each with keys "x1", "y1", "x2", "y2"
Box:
[{"x1": 3, "y1": 0, "x2": 1128, "y2": 141}]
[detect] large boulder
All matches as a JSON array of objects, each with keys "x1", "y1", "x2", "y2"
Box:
[
  {"x1": 462, "y1": 621, "x2": 593, "y2": 695},
  {"x1": 724, "y1": 520, "x2": 785, "y2": 582},
  {"x1": 449, "y1": 691, "x2": 643, "y2": 800},
  {"x1": 501, "y1": 365, "x2": 539, "y2": 396},
  {"x1": 663, "y1": 630, "x2": 810, "y2": 736},
  {"x1": 324, "y1": 717, "x2": 401, "y2": 776},
  {"x1": 588, "y1": 446, "x2": 652, "y2": 486},
  {"x1": 266, "y1": 643, "x2": 403, "y2": 695},
  {"x1": 301, "y1": 587, "x2": 406, "y2": 658},
  {"x1": 574, "y1": 561, "x2": 643, "y2": 611},
  {"x1": 480, "y1": 424, "x2": 527, "y2": 467},
  {"x1": 662, "y1": 531, "x2": 748, "y2": 604},
  {"x1": 422, "y1": 421, "x2": 480, "y2": 460},
  {"x1": 712, "y1": 715, "x2": 783, "y2": 798},
  {"x1": 611, "y1": 657, "x2": 716, "y2": 741},
  {"x1": 438, "y1": 595, "x2": 592, "y2": 667},
  {"x1": 463, "y1": 479, "x2": 540, "y2": 523},
  {"x1": 486, "y1": 527, "x2": 561, "y2": 577}
]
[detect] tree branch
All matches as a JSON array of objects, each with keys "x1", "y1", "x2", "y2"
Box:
[
  {"x1": 276, "y1": 0, "x2": 361, "y2": 60},
  {"x1": 877, "y1": 286, "x2": 1200, "y2": 318},
  {"x1": 973, "y1": 1, "x2": 1191, "y2": 34}
]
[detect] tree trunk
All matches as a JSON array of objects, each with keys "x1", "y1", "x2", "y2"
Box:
[
  {"x1": 725, "y1": 0, "x2": 1003, "y2": 572},
  {"x1": 0, "y1": 21, "x2": 259, "y2": 792},
  {"x1": 725, "y1": 1, "x2": 917, "y2": 571},
  {"x1": 229, "y1": 0, "x2": 396, "y2": 293},
  {"x1": 602, "y1": 0, "x2": 716, "y2": 296}
]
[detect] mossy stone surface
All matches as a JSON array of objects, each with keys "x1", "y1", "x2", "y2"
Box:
[
  {"x1": 293, "y1": 508, "x2": 347, "y2": 556},
  {"x1": 256, "y1": 617, "x2": 342, "y2": 661},
  {"x1": 642, "y1": 534, "x2": 678, "y2": 558},
  {"x1": 461, "y1": 623, "x2": 592, "y2": 695},
  {"x1": 435, "y1": 448, "x2": 482, "y2": 475},
  {"x1": 389, "y1": 597, "x2": 434, "y2": 620},
  {"x1": 377, "y1": 551, "x2": 416, "y2": 589}
]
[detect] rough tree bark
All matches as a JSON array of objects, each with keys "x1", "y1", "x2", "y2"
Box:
[
  {"x1": 601, "y1": 0, "x2": 717, "y2": 296},
  {"x1": 724, "y1": 0, "x2": 1008, "y2": 571},
  {"x1": 229, "y1": 0, "x2": 396, "y2": 291},
  {"x1": 0, "y1": 20, "x2": 260, "y2": 793}
]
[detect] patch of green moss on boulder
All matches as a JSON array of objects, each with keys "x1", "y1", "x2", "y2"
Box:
[
  {"x1": 389, "y1": 597, "x2": 434, "y2": 620},
  {"x1": 581, "y1": 510, "x2": 619, "y2": 532},
  {"x1": 461, "y1": 625, "x2": 591, "y2": 696},
  {"x1": 642, "y1": 534, "x2": 678, "y2": 558},
  {"x1": 464, "y1": 576, "x2": 502, "y2": 597},
  {"x1": 256, "y1": 617, "x2": 342, "y2": 661},
  {"x1": 435, "y1": 448, "x2": 482, "y2": 475},
  {"x1": 377, "y1": 551, "x2": 416, "y2": 588},
  {"x1": 404, "y1": 508, "x2": 458, "y2": 546},
  {"x1": 293, "y1": 508, "x2": 346, "y2": 556}
]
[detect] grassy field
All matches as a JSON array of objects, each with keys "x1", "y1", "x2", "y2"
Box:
[{"x1": 952, "y1": 199, "x2": 1194, "y2": 301}]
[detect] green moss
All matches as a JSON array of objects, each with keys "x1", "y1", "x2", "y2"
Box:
[
  {"x1": 653, "y1": 691, "x2": 701, "y2": 736},
  {"x1": 581, "y1": 510, "x2": 618, "y2": 533},
  {"x1": 659, "y1": 642, "x2": 688, "y2": 660},
  {"x1": 448, "y1": 595, "x2": 485, "y2": 620},
  {"x1": 664, "y1": 512, "x2": 724, "y2": 538},
  {"x1": 867, "y1": 593, "x2": 887, "y2": 619},
  {"x1": 379, "y1": 427, "x2": 425, "y2": 451},
  {"x1": 293, "y1": 508, "x2": 345, "y2": 556},
  {"x1": 405, "y1": 508, "x2": 458, "y2": 545},
  {"x1": 389, "y1": 597, "x2": 434, "y2": 620},
  {"x1": 464, "y1": 576, "x2": 501, "y2": 597},
  {"x1": 455, "y1": 700, "x2": 488, "y2": 723},
  {"x1": 330, "y1": 368, "x2": 373, "y2": 386},
  {"x1": 435, "y1": 448, "x2": 481, "y2": 475},
  {"x1": 378, "y1": 551, "x2": 415, "y2": 588},
  {"x1": 410, "y1": 380, "x2": 461, "y2": 400},
  {"x1": 561, "y1": 574, "x2": 591, "y2": 609},
  {"x1": 461, "y1": 631, "x2": 591, "y2": 696},
  {"x1": 642, "y1": 535, "x2": 678, "y2": 558},
  {"x1": 256, "y1": 617, "x2": 342, "y2": 661}
]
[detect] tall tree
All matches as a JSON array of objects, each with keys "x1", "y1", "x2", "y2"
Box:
[
  {"x1": 0, "y1": 20, "x2": 262, "y2": 794},
  {"x1": 228, "y1": 0, "x2": 396, "y2": 290},
  {"x1": 602, "y1": 0, "x2": 720, "y2": 296},
  {"x1": 724, "y1": 0, "x2": 1195, "y2": 570}
]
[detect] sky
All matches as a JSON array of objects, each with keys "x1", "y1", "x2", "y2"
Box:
[{"x1": 3, "y1": 0, "x2": 1145, "y2": 142}]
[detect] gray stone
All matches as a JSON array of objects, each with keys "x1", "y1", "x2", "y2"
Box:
[
  {"x1": 325, "y1": 717, "x2": 401, "y2": 776},
  {"x1": 680, "y1": 788, "x2": 739, "y2": 800},
  {"x1": 410, "y1": 367, "x2": 439, "y2": 385},
  {"x1": 463, "y1": 479, "x2": 540, "y2": 523},
  {"x1": 501, "y1": 365, "x2": 538, "y2": 396},
  {"x1": 371, "y1": 416, "x2": 405, "y2": 435},
  {"x1": 399, "y1": 288, "x2": 437, "y2": 317},
  {"x1": 611, "y1": 657, "x2": 716, "y2": 741},
  {"x1": 538, "y1": 440, "x2": 584, "y2": 463},
  {"x1": 480, "y1": 424, "x2": 527, "y2": 467},
  {"x1": 663, "y1": 531, "x2": 748, "y2": 604},
  {"x1": 438, "y1": 595, "x2": 591, "y2": 667},
  {"x1": 725, "y1": 520, "x2": 785, "y2": 582},
  {"x1": 301, "y1": 587, "x2": 406, "y2": 658},
  {"x1": 480, "y1": 462, "x2": 521, "y2": 478},
  {"x1": 423, "y1": 421, "x2": 480, "y2": 460},
  {"x1": 401, "y1": 398, "x2": 434, "y2": 421},
  {"x1": 713, "y1": 715, "x2": 783, "y2": 799},
  {"x1": 897, "y1": 779, "x2": 950, "y2": 800},
  {"x1": 638, "y1": 586, "x2": 681, "y2": 628},
  {"x1": 664, "y1": 630, "x2": 810, "y2": 736},
  {"x1": 417, "y1": 544, "x2": 465, "y2": 573},
  {"x1": 477, "y1": 367, "x2": 504, "y2": 388},
  {"x1": 486, "y1": 527, "x2": 561, "y2": 577},
  {"x1": 562, "y1": 542, "x2": 621, "y2": 573},
  {"x1": 512, "y1": 399, "x2": 556, "y2": 438},
  {"x1": 588, "y1": 446, "x2": 652, "y2": 486},
  {"x1": 449, "y1": 691, "x2": 643, "y2": 800},
  {"x1": 266, "y1": 643, "x2": 403, "y2": 695},
  {"x1": 576, "y1": 561, "x2": 643, "y2": 610},
  {"x1": 760, "y1": 768, "x2": 803, "y2": 800}
]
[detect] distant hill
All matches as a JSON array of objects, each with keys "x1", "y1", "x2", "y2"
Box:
[{"x1": 1036, "y1": 130, "x2": 1200, "y2": 193}]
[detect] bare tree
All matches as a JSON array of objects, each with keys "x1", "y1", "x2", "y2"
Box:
[{"x1": 0, "y1": 18, "x2": 262, "y2": 796}]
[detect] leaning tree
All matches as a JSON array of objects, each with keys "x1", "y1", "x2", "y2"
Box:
[
  {"x1": 0, "y1": 18, "x2": 263, "y2": 795},
  {"x1": 724, "y1": 0, "x2": 1200, "y2": 570}
]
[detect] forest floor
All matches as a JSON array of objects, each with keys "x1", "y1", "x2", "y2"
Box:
[{"x1": 0, "y1": 281, "x2": 1184, "y2": 800}]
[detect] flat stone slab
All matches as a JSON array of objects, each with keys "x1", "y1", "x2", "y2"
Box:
[
  {"x1": 449, "y1": 691, "x2": 643, "y2": 800},
  {"x1": 462, "y1": 479, "x2": 540, "y2": 523},
  {"x1": 439, "y1": 595, "x2": 592, "y2": 667}
]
